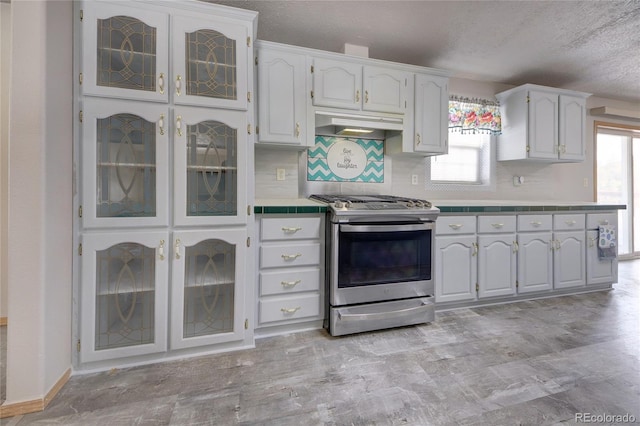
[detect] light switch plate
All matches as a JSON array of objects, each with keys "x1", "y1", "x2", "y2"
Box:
[
  {"x1": 276, "y1": 168, "x2": 286, "y2": 181},
  {"x1": 411, "y1": 174, "x2": 418, "y2": 185}
]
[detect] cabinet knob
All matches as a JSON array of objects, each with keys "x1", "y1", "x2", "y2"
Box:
[
  {"x1": 355, "y1": 90, "x2": 360, "y2": 103},
  {"x1": 158, "y1": 73, "x2": 165, "y2": 95}
]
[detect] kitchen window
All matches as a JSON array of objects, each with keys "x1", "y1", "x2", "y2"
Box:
[{"x1": 427, "y1": 96, "x2": 500, "y2": 190}]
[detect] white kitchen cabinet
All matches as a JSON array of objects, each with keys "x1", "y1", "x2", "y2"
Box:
[
  {"x1": 413, "y1": 73, "x2": 449, "y2": 155},
  {"x1": 80, "y1": 1, "x2": 253, "y2": 110},
  {"x1": 173, "y1": 106, "x2": 248, "y2": 227},
  {"x1": 496, "y1": 84, "x2": 589, "y2": 162},
  {"x1": 256, "y1": 215, "x2": 324, "y2": 331},
  {"x1": 552, "y1": 214, "x2": 586, "y2": 289},
  {"x1": 80, "y1": 231, "x2": 169, "y2": 363},
  {"x1": 312, "y1": 58, "x2": 410, "y2": 114},
  {"x1": 516, "y1": 214, "x2": 554, "y2": 293},
  {"x1": 256, "y1": 44, "x2": 309, "y2": 146},
  {"x1": 586, "y1": 212, "x2": 618, "y2": 285},
  {"x1": 477, "y1": 216, "x2": 517, "y2": 298},
  {"x1": 435, "y1": 216, "x2": 476, "y2": 303},
  {"x1": 81, "y1": 98, "x2": 170, "y2": 229},
  {"x1": 170, "y1": 228, "x2": 247, "y2": 350},
  {"x1": 76, "y1": 0, "x2": 257, "y2": 368}
]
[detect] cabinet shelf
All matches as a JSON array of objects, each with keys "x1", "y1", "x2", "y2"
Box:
[
  {"x1": 98, "y1": 46, "x2": 158, "y2": 59},
  {"x1": 97, "y1": 285, "x2": 155, "y2": 297},
  {"x1": 97, "y1": 162, "x2": 157, "y2": 169},
  {"x1": 186, "y1": 165, "x2": 237, "y2": 172}
]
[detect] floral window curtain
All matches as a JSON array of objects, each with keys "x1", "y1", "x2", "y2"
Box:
[{"x1": 448, "y1": 96, "x2": 501, "y2": 134}]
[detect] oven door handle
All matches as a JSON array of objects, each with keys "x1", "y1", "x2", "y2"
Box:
[
  {"x1": 340, "y1": 223, "x2": 431, "y2": 233},
  {"x1": 337, "y1": 301, "x2": 432, "y2": 321}
]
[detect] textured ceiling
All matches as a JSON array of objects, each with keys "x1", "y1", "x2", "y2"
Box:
[{"x1": 210, "y1": 0, "x2": 640, "y2": 103}]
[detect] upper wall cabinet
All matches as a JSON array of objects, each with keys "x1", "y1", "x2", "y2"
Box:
[
  {"x1": 413, "y1": 73, "x2": 448, "y2": 155},
  {"x1": 496, "y1": 84, "x2": 590, "y2": 162},
  {"x1": 81, "y1": 2, "x2": 251, "y2": 110},
  {"x1": 312, "y1": 58, "x2": 410, "y2": 115},
  {"x1": 257, "y1": 43, "x2": 309, "y2": 146}
]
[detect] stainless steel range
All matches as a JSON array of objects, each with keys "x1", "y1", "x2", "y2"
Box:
[{"x1": 309, "y1": 194, "x2": 439, "y2": 336}]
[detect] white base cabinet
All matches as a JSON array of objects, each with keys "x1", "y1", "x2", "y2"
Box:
[
  {"x1": 436, "y1": 211, "x2": 618, "y2": 308},
  {"x1": 256, "y1": 214, "x2": 324, "y2": 332}
]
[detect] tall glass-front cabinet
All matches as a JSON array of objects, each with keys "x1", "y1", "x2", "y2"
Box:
[{"x1": 75, "y1": 0, "x2": 257, "y2": 367}]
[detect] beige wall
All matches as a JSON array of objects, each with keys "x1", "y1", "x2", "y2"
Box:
[
  {"x1": 1, "y1": 1, "x2": 10, "y2": 321},
  {"x1": 5, "y1": 0, "x2": 72, "y2": 405},
  {"x1": 255, "y1": 77, "x2": 640, "y2": 202}
]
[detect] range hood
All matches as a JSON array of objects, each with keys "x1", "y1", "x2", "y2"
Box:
[{"x1": 315, "y1": 110, "x2": 404, "y2": 138}]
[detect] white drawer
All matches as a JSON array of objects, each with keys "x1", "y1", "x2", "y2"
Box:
[
  {"x1": 553, "y1": 213, "x2": 585, "y2": 231},
  {"x1": 436, "y1": 216, "x2": 476, "y2": 235},
  {"x1": 517, "y1": 214, "x2": 553, "y2": 232},
  {"x1": 260, "y1": 242, "x2": 321, "y2": 268},
  {"x1": 477, "y1": 215, "x2": 516, "y2": 233},
  {"x1": 260, "y1": 268, "x2": 321, "y2": 296},
  {"x1": 261, "y1": 217, "x2": 321, "y2": 241},
  {"x1": 586, "y1": 212, "x2": 617, "y2": 229},
  {"x1": 259, "y1": 293, "x2": 321, "y2": 324}
]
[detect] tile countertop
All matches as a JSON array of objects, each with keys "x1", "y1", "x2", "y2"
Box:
[
  {"x1": 431, "y1": 200, "x2": 626, "y2": 213},
  {"x1": 254, "y1": 198, "x2": 626, "y2": 214}
]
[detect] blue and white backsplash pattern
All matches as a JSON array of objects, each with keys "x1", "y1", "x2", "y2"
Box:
[{"x1": 307, "y1": 136, "x2": 384, "y2": 183}]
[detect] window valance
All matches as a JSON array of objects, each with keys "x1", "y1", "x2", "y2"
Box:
[{"x1": 448, "y1": 96, "x2": 501, "y2": 135}]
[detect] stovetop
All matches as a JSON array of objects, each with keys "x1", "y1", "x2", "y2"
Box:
[{"x1": 309, "y1": 194, "x2": 439, "y2": 218}]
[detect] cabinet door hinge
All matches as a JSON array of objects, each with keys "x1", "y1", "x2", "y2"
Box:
[
  {"x1": 475, "y1": 283, "x2": 479, "y2": 292},
  {"x1": 244, "y1": 319, "x2": 249, "y2": 329},
  {"x1": 526, "y1": 145, "x2": 530, "y2": 152},
  {"x1": 77, "y1": 339, "x2": 81, "y2": 352},
  {"x1": 256, "y1": 126, "x2": 259, "y2": 134},
  {"x1": 247, "y1": 205, "x2": 252, "y2": 216},
  {"x1": 246, "y1": 237, "x2": 251, "y2": 247},
  {"x1": 79, "y1": 9, "x2": 83, "y2": 22},
  {"x1": 79, "y1": 72, "x2": 83, "y2": 85},
  {"x1": 78, "y1": 205, "x2": 83, "y2": 218},
  {"x1": 255, "y1": 56, "x2": 258, "y2": 66},
  {"x1": 310, "y1": 90, "x2": 314, "y2": 99},
  {"x1": 247, "y1": 91, "x2": 251, "y2": 103},
  {"x1": 78, "y1": 243, "x2": 82, "y2": 256},
  {"x1": 79, "y1": 110, "x2": 83, "y2": 123},
  {"x1": 310, "y1": 65, "x2": 314, "y2": 73},
  {"x1": 526, "y1": 95, "x2": 530, "y2": 103},
  {"x1": 247, "y1": 36, "x2": 251, "y2": 47},
  {"x1": 247, "y1": 124, "x2": 252, "y2": 135},
  {"x1": 516, "y1": 281, "x2": 519, "y2": 288}
]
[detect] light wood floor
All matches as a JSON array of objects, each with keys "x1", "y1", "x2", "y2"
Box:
[{"x1": 3, "y1": 259, "x2": 640, "y2": 425}]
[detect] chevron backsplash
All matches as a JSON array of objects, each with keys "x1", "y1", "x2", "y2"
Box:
[{"x1": 307, "y1": 136, "x2": 384, "y2": 182}]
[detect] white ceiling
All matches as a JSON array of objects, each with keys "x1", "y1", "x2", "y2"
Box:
[{"x1": 210, "y1": 0, "x2": 640, "y2": 104}]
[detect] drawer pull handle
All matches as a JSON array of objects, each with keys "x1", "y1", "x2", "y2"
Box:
[
  {"x1": 599, "y1": 220, "x2": 609, "y2": 225},
  {"x1": 491, "y1": 223, "x2": 504, "y2": 228},
  {"x1": 280, "y1": 307, "x2": 301, "y2": 314},
  {"x1": 282, "y1": 227, "x2": 302, "y2": 233},
  {"x1": 449, "y1": 224, "x2": 463, "y2": 230},
  {"x1": 530, "y1": 221, "x2": 542, "y2": 227},
  {"x1": 281, "y1": 253, "x2": 302, "y2": 261},
  {"x1": 565, "y1": 220, "x2": 577, "y2": 226},
  {"x1": 281, "y1": 280, "x2": 301, "y2": 288}
]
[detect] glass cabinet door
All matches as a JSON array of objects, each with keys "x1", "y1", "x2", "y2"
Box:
[
  {"x1": 173, "y1": 106, "x2": 247, "y2": 226},
  {"x1": 171, "y1": 15, "x2": 248, "y2": 110},
  {"x1": 82, "y1": 2, "x2": 169, "y2": 102},
  {"x1": 170, "y1": 229, "x2": 247, "y2": 350},
  {"x1": 82, "y1": 98, "x2": 169, "y2": 228},
  {"x1": 81, "y1": 231, "x2": 169, "y2": 363}
]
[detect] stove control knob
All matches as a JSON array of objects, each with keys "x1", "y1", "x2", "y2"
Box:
[
  {"x1": 406, "y1": 201, "x2": 415, "y2": 208},
  {"x1": 345, "y1": 201, "x2": 352, "y2": 209},
  {"x1": 334, "y1": 200, "x2": 344, "y2": 209},
  {"x1": 414, "y1": 201, "x2": 424, "y2": 208}
]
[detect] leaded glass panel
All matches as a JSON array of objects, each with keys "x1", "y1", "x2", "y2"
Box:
[
  {"x1": 183, "y1": 239, "x2": 235, "y2": 338},
  {"x1": 96, "y1": 113, "x2": 157, "y2": 217},
  {"x1": 186, "y1": 120, "x2": 237, "y2": 216},
  {"x1": 97, "y1": 16, "x2": 157, "y2": 92},
  {"x1": 185, "y1": 29, "x2": 237, "y2": 100},
  {"x1": 95, "y1": 243, "x2": 156, "y2": 351}
]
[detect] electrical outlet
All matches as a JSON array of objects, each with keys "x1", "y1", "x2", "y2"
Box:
[
  {"x1": 276, "y1": 168, "x2": 286, "y2": 181},
  {"x1": 411, "y1": 174, "x2": 418, "y2": 185},
  {"x1": 583, "y1": 177, "x2": 589, "y2": 188}
]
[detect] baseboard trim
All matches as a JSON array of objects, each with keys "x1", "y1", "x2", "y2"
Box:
[
  {"x1": 0, "y1": 317, "x2": 7, "y2": 326},
  {"x1": 0, "y1": 368, "x2": 71, "y2": 419}
]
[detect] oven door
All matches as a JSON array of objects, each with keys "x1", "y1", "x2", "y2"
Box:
[{"x1": 331, "y1": 221, "x2": 434, "y2": 306}]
